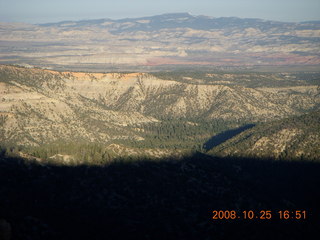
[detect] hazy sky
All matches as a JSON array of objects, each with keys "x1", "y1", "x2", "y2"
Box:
[{"x1": 0, "y1": 0, "x2": 319, "y2": 23}]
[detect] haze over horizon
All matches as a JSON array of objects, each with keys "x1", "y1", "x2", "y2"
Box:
[{"x1": 0, "y1": 0, "x2": 319, "y2": 24}]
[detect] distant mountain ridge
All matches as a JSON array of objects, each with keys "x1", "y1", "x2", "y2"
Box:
[
  {"x1": 39, "y1": 13, "x2": 319, "y2": 31},
  {"x1": 0, "y1": 13, "x2": 319, "y2": 70},
  {"x1": 38, "y1": 13, "x2": 320, "y2": 37}
]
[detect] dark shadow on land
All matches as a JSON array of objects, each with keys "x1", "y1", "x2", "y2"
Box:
[
  {"x1": 203, "y1": 124, "x2": 255, "y2": 151},
  {"x1": 0, "y1": 153, "x2": 319, "y2": 240}
]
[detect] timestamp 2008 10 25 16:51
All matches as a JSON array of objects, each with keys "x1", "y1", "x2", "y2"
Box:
[{"x1": 212, "y1": 210, "x2": 307, "y2": 220}]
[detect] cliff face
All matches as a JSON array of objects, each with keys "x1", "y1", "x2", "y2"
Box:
[{"x1": 0, "y1": 65, "x2": 319, "y2": 147}]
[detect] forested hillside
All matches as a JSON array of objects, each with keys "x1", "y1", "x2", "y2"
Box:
[
  {"x1": 1, "y1": 65, "x2": 319, "y2": 148},
  {"x1": 0, "y1": 65, "x2": 319, "y2": 162},
  {"x1": 208, "y1": 111, "x2": 320, "y2": 161}
]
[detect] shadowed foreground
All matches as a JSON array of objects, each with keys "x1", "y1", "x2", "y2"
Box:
[{"x1": 0, "y1": 153, "x2": 319, "y2": 240}]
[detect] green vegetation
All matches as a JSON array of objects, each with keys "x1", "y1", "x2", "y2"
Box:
[
  {"x1": 128, "y1": 118, "x2": 246, "y2": 149},
  {"x1": 0, "y1": 65, "x2": 319, "y2": 162},
  {"x1": 0, "y1": 65, "x2": 65, "y2": 90},
  {"x1": 208, "y1": 111, "x2": 320, "y2": 161},
  {"x1": 24, "y1": 119, "x2": 245, "y2": 158},
  {"x1": 0, "y1": 118, "x2": 246, "y2": 165},
  {"x1": 151, "y1": 71, "x2": 320, "y2": 87}
]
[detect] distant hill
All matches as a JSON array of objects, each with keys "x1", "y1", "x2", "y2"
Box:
[
  {"x1": 0, "y1": 13, "x2": 320, "y2": 71},
  {"x1": 40, "y1": 13, "x2": 306, "y2": 32},
  {"x1": 208, "y1": 111, "x2": 320, "y2": 161},
  {"x1": 1, "y1": 65, "x2": 319, "y2": 149}
]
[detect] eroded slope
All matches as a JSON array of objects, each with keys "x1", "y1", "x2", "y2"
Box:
[{"x1": 0, "y1": 65, "x2": 319, "y2": 148}]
